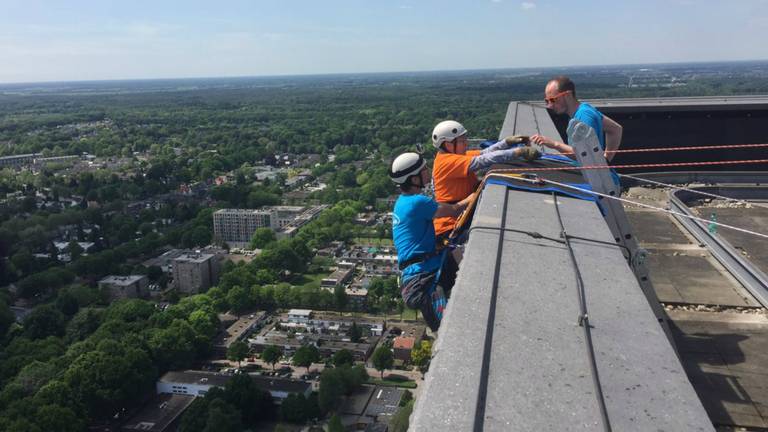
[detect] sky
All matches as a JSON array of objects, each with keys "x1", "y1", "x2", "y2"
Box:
[{"x1": 1, "y1": 0, "x2": 768, "y2": 84}]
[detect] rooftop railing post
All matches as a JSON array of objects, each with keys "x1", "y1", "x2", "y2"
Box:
[{"x1": 566, "y1": 120, "x2": 678, "y2": 352}]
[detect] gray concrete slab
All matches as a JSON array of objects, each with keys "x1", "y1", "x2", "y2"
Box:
[
  {"x1": 647, "y1": 251, "x2": 755, "y2": 307},
  {"x1": 672, "y1": 314, "x2": 768, "y2": 429},
  {"x1": 411, "y1": 184, "x2": 713, "y2": 431},
  {"x1": 625, "y1": 209, "x2": 692, "y2": 244}
]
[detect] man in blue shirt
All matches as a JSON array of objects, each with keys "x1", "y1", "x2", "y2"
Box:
[
  {"x1": 531, "y1": 75, "x2": 623, "y2": 163},
  {"x1": 389, "y1": 152, "x2": 470, "y2": 331}
]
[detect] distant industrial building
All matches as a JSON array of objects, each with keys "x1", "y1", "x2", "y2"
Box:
[
  {"x1": 172, "y1": 251, "x2": 221, "y2": 294},
  {"x1": 98, "y1": 275, "x2": 149, "y2": 301}
]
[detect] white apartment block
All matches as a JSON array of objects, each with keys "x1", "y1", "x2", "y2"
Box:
[{"x1": 213, "y1": 206, "x2": 304, "y2": 245}]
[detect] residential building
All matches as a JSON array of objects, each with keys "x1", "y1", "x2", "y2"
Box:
[
  {"x1": 0, "y1": 153, "x2": 40, "y2": 168},
  {"x1": 212, "y1": 312, "x2": 268, "y2": 356},
  {"x1": 157, "y1": 371, "x2": 311, "y2": 403},
  {"x1": 287, "y1": 309, "x2": 313, "y2": 324},
  {"x1": 121, "y1": 394, "x2": 195, "y2": 432},
  {"x1": 99, "y1": 275, "x2": 149, "y2": 300},
  {"x1": 172, "y1": 251, "x2": 221, "y2": 294},
  {"x1": 320, "y1": 265, "x2": 355, "y2": 289},
  {"x1": 213, "y1": 209, "x2": 274, "y2": 245},
  {"x1": 393, "y1": 337, "x2": 415, "y2": 363}
]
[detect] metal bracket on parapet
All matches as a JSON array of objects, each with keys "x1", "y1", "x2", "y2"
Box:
[{"x1": 567, "y1": 120, "x2": 677, "y2": 351}]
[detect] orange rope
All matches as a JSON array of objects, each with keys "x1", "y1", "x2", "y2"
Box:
[
  {"x1": 487, "y1": 158, "x2": 768, "y2": 173},
  {"x1": 555, "y1": 142, "x2": 768, "y2": 156}
]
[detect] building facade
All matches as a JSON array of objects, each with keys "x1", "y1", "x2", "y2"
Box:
[
  {"x1": 172, "y1": 252, "x2": 221, "y2": 294},
  {"x1": 98, "y1": 275, "x2": 149, "y2": 300}
]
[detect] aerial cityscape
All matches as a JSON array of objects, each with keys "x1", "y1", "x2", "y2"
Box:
[
  {"x1": 5, "y1": 0, "x2": 768, "y2": 426},
  {"x1": 1, "y1": 60, "x2": 767, "y2": 431}
]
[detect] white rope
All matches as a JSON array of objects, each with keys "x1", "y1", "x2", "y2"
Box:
[
  {"x1": 505, "y1": 175, "x2": 768, "y2": 240},
  {"x1": 619, "y1": 173, "x2": 768, "y2": 210}
]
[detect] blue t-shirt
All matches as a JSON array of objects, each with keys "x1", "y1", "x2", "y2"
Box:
[
  {"x1": 570, "y1": 102, "x2": 620, "y2": 185},
  {"x1": 392, "y1": 194, "x2": 442, "y2": 281}
]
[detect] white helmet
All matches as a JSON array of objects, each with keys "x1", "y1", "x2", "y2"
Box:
[
  {"x1": 389, "y1": 152, "x2": 426, "y2": 184},
  {"x1": 432, "y1": 120, "x2": 467, "y2": 149}
]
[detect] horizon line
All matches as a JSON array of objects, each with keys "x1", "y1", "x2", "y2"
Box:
[{"x1": 2, "y1": 58, "x2": 768, "y2": 87}]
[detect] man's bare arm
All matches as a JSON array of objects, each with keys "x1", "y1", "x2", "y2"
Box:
[
  {"x1": 434, "y1": 195, "x2": 472, "y2": 219},
  {"x1": 530, "y1": 134, "x2": 576, "y2": 160},
  {"x1": 602, "y1": 114, "x2": 623, "y2": 161}
]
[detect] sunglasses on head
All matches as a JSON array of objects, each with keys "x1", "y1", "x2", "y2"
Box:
[{"x1": 544, "y1": 90, "x2": 571, "y2": 104}]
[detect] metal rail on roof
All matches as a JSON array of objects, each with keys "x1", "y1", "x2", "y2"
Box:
[{"x1": 670, "y1": 186, "x2": 768, "y2": 308}]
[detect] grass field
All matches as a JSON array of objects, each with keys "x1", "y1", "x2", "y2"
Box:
[
  {"x1": 289, "y1": 271, "x2": 330, "y2": 289},
  {"x1": 368, "y1": 377, "x2": 418, "y2": 389},
  {"x1": 352, "y1": 237, "x2": 393, "y2": 247}
]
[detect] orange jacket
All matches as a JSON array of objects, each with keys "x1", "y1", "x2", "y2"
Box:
[{"x1": 432, "y1": 150, "x2": 481, "y2": 236}]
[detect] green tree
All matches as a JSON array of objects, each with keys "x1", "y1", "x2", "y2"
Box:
[
  {"x1": 371, "y1": 346, "x2": 394, "y2": 379},
  {"x1": 347, "y1": 321, "x2": 362, "y2": 343},
  {"x1": 146, "y1": 265, "x2": 164, "y2": 281},
  {"x1": 328, "y1": 414, "x2": 344, "y2": 432},
  {"x1": 223, "y1": 373, "x2": 275, "y2": 424},
  {"x1": 24, "y1": 305, "x2": 66, "y2": 339},
  {"x1": 410, "y1": 340, "x2": 432, "y2": 376},
  {"x1": 203, "y1": 398, "x2": 242, "y2": 432},
  {"x1": 35, "y1": 404, "x2": 85, "y2": 432},
  {"x1": 0, "y1": 299, "x2": 14, "y2": 337},
  {"x1": 226, "y1": 285, "x2": 250, "y2": 317},
  {"x1": 334, "y1": 284, "x2": 347, "y2": 310},
  {"x1": 66, "y1": 241, "x2": 84, "y2": 260},
  {"x1": 389, "y1": 400, "x2": 414, "y2": 432},
  {"x1": 249, "y1": 227, "x2": 276, "y2": 249},
  {"x1": 227, "y1": 341, "x2": 249, "y2": 368},
  {"x1": 318, "y1": 368, "x2": 345, "y2": 413},
  {"x1": 292, "y1": 345, "x2": 320, "y2": 373},
  {"x1": 55, "y1": 290, "x2": 79, "y2": 316},
  {"x1": 261, "y1": 345, "x2": 282, "y2": 371},
  {"x1": 331, "y1": 349, "x2": 354, "y2": 367},
  {"x1": 279, "y1": 393, "x2": 318, "y2": 424}
]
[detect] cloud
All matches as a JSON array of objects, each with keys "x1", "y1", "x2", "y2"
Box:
[
  {"x1": 521, "y1": 2, "x2": 536, "y2": 10},
  {"x1": 491, "y1": 0, "x2": 502, "y2": 3},
  {"x1": 399, "y1": 5, "x2": 413, "y2": 9}
]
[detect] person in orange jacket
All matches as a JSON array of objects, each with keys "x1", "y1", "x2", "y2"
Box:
[{"x1": 431, "y1": 120, "x2": 539, "y2": 239}]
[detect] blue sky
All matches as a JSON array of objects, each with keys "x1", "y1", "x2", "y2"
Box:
[{"x1": 1, "y1": 0, "x2": 768, "y2": 83}]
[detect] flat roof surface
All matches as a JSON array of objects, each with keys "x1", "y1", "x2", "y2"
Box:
[
  {"x1": 122, "y1": 394, "x2": 194, "y2": 432},
  {"x1": 159, "y1": 371, "x2": 232, "y2": 387},
  {"x1": 99, "y1": 275, "x2": 146, "y2": 285},
  {"x1": 625, "y1": 184, "x2": 768, "y2": 430},
  {"x1": 410, "y1": 183, "x2": 712, "y2": 431},
  {"x1": 249, "y1": 375, "x2": 312, "y2": 393},
  {"x1": 364, "y1": 386, "x2": 403, "y2": 418}
]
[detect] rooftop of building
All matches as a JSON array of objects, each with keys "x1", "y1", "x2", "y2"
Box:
[
  {"x1": 121, "y1": 393, "x2": 195, "y2": 432},
  {"x1": 173, "y1": 251, "x2": 217, "y2": 263},
  {"x1": 159, "y1": 370, "x2": 231, "y2": 388},
  {"x1": 99, "y1": 275, "x2": 146, "y2": 285},
  {"x1": 411, "y1": 96, "x2": 768, "y2": 431}
]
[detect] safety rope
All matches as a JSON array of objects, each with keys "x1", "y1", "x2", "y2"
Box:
[
  {"x1": 494, "y1": 175, "x2": 768, "y2": 240},
  {"x1": 552, "y1": 191, "x2": 612, "y2": 432},
  {"x1": 488, "y1": 158, "x2": 768, "y2": 174},
  {"x1": 557, "y1": 142, "x2": 768, "y2": 156},
  {"x1": 618, "y1": 173, "x2": 768, "y2": 210}
]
